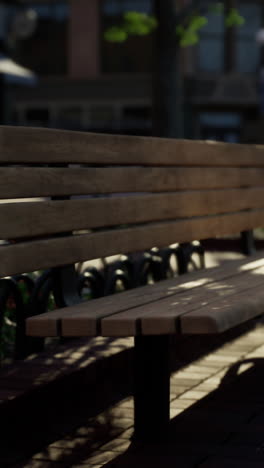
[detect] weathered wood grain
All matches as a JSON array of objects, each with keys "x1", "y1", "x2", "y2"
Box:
[
  {"x1": 26, "y1": 253, "x2": 264, "y2": 337},
  {"x1": 2, "y1": 187, "x2": 264, "y2": 239},
  {"x1": 180, "y1": 284, "x2": 264, "y2": 334},
  {"x1": 2, "y1": 166, "x2": 264, "y2": 199},
  {"x1": 101, "y1": 265, "x2": 264, "y2": 336},
  {"x1": 140, "y1": 265, "x2": 264, "y2": 335},
  {"x1": 2, "y1": 210, "x2": 264, "y2": 278},
  {"x1": 1, "y1": 125, "x2": 264, "y2": 166}
]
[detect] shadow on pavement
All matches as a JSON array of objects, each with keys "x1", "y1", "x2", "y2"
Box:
[
  {"x1": 101, "y1": 357, "x2": 264, "y2": 468},
  {"x1": 0, "y1": 320, "x2": 263, "y2": 467}
]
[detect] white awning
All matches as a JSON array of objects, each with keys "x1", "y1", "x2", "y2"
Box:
[{"x1": 0, "y1": 54, "x2": 37, "y2": 86}]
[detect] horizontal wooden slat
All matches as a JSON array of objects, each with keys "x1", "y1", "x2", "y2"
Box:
[
  {"x1": 2, "y1": 187, "x2": 264, "y2": 239},
  {"x1": 1, "y1": 126, "x2": 264, "y2": 167},
  {"x1": 102, "y1": 264, "x2": 264, "y2": 336},
  {"x1": 180, "y1": 284, "x2": 264, "y2": 334},
  {"x1": 2, "y1": 210, "x2": 264, "y2": 278},
  {"x1": 26, "y1": 253, "x2": 264, "y2": 337},
  {"x1": 2, "y1": 167, "x2": 264, "y2": 199}
]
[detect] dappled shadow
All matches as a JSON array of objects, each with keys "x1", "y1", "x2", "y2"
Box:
[
  {"x1": 0, "y1": 336, "x2": 134, "y2": 466},
  {"x1": 166, "y1": 255, "x2": 264, "y2": 335},
  {"x1": 0, "y1": 336, "x2": 133, "y2": 397}
]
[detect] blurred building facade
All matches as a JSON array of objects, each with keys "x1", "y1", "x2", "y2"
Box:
[{"x1": 4, "y1": 0, "x2": 264, "y2": 142}]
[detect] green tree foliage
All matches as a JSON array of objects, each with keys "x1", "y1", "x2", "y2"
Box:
[
  {"x1": 104, "y1": 11, "x2": 157, "y2": 42},
  {"x1": 225, "y1": 7, "x2": 245, "y2": 27},
  {"x1": 104, "y1": 1, "x2": 244, "y2": 46},
  {"x1": 176, "y1": 15, "x2": 208, "y2": 47}
]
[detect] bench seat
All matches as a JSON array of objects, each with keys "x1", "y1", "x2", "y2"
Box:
[{"x1": 26, "y1": 252, "x2": 264, "y2": 338}]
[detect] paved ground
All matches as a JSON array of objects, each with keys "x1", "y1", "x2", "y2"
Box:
[
  {"x1": 0, "y1": 320, "x2": 263, "y2": 468},
  {"x1": 2, "y1": 249, "x2": 264, "y2": 467}
]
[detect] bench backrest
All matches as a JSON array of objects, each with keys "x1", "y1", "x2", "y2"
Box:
[{"x1": 1, "y1": 125, "x2": 264, "y2": 278}]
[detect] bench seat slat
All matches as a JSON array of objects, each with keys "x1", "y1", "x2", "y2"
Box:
[
  {"x1": 26, "y1": 253, "x2": 264, "y2": 337},
  {"x1": 102, "y1": 264, "x2": 264, "y2": 335},
  {"x1": 180, "y1": 284, "x2": 264, "y2": 334},
  {"x1": 1, "y1": 126, "x2": 264, "y2": 167},
  {"x1": 2, "y1": 187, "x2": 264, "y2": 239},
  {"x1": 2, "y1": 167, "x2": 264, "y2": 199},
  {"x1": 2, "y1": 211, "x2": 264, "y2": 277}
]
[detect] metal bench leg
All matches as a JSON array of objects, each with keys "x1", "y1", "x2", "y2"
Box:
[
  {"x1": 241, "y1": 230, "x2": 256, "y2": 256},
  {"x1": 134, "y1": 335, "x2": 170, "y2": 441}
]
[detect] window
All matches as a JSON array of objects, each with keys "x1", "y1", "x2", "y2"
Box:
[
  {"x1": 198, "y1": 2, "x2": 262, "y2": 74},
  {"x1": 197, "y1": 9, "x2": 225, "y2": 72},
  {"x1": 101, "y1": 0, "x2": 154, "y2": 73},
  {"x1": 15, "y1": 1, "x2": 69, "y2": 76},
  {"x1": 199, "y1": 112, "x2": 242, "y2": 143},
  {"x1": 237, "y1": 3, "x2": 262, "y2": 73}
]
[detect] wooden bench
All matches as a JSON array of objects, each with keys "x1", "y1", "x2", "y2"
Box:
[{"x1": 2, "y1": 125, "x2": 264, "y2": 441}]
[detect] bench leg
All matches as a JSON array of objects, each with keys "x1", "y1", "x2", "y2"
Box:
[
  {"x1": 241, "y1": 230, "x2": 256, "y2": 256},
  {"x1": 134, "y1": 335, "x2": 170, "y2": 441}
]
